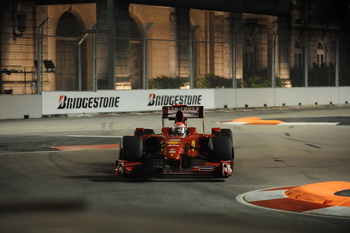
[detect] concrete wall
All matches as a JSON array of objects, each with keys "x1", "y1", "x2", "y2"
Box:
[
  {"x1": 214, "y1": 87, "x2": 350, "y2": 109},
  {"x1": 1, "y1": 87, "x2": 349, "y2": 119},
  {"x1": 0, "y1": 95, "x2": 42, "y2": 119}
]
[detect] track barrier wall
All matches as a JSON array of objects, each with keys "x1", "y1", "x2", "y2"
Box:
[
  {"x1": 0, "y1": 95, "x2": 42, "y2": 119},
  {"x1": 0, "y1": 87, "x2": 350, "y2": 119},
  {"x1": 42, "y1": 89, "x2": 214, "y2": 115},
  {"x1": 214, "y1": 87, "x2": 350, "y2": 109}
]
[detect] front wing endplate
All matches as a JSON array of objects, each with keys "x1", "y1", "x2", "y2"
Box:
[{"x1": 115, "y1": 160, "x2": 233, "y2": 177}]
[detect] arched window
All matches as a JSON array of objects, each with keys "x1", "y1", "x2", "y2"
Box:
[
  {"x1": 244, "y1": 38, "x2": 255, "y2": 70},
  {"x1": 56, "y1": 12, "x2": 84, "y2": 91},
  {"x1": 294, "y1": 40, "x2": 303, "y2": 69},
  {"x1": 130, "y1": 18, "x2": 141, "y2": 40},
  {"x1": 56, "y1": 12, "x2": 83, "y2": 37},
  {"x1": 316, "y1": 41, "x2": 325, "y2": 68}
]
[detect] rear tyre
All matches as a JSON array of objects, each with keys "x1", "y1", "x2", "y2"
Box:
[
  {"x1": 209, "y1": 136, "x2": 233, "y2": 162},
  {"x1": 122, "y1": 136, "x2": 143, "y2": 162}
]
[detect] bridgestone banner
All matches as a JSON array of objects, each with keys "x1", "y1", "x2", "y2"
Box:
[
  {"x1": 57, "y1": 95, "x2": 120, "y2": 109},
  {"x1": 42, "y1": 90, "x2": 215, "y2": 115},
  {"x1": 147, "y1": 93, "x2": 202, "y2": 106}
]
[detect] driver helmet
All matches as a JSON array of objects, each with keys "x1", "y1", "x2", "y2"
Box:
[{"x1": 171, "y1": 122, "x2": 188, "y2": 137}]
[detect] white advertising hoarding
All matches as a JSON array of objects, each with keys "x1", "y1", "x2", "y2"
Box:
[{"x1": 42, "y1": 89, "x2": 215, "y2": 115}]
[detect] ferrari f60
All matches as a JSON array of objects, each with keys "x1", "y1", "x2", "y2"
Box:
[{"x1": 115, "y1": 106, "x2": 234, "y2": 177}]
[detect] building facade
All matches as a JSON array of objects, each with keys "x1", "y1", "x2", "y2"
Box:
[{"x1": 0, "y1": 0, "x2": 349, "y2": 94}]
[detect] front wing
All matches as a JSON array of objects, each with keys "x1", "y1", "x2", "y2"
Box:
[{"x1": 115, "y1": 160, "x2": 233, "y2": 177}]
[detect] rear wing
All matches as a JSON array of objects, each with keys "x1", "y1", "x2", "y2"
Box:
[
  {"x1": 162, "y1": 106, "x2": 204, "y2": 120},
  {"x1": 162, "y1": 106, "x2": 205, "y2": 132}
]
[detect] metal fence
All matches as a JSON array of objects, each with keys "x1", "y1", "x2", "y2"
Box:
[{"x1": 1, "y1": 22, "x2": 350, "y2": 94}]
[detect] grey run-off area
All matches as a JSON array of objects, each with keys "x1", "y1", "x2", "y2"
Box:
[{"x1": 0, "y1": 106, "x2": 350, "y2": 233}]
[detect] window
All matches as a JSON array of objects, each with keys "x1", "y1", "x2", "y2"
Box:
[
  {"x1": 316, "y1": 41, "x2": 325, "y2": 68},
  {"x1": 294, "y1": 41, "x2": 303, "y2": 69},
  {"x1": 56, "y1": 12, "x2": 84, "y2": 91},
  {"x1": 244, "y1": 38, "x2": 255, "y2": 70},
  {"x1": 56, "y1": 12, "x2": 82, "y2": 37}
]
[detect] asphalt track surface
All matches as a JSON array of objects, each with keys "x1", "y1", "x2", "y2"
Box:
[{"x1": 1, "y1": 106, "x2": 350, "y2": 233}]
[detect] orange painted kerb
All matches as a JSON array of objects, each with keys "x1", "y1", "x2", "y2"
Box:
[
  {"x1": 221, "y1": 117, "x2": 284, "y2": 125},
  {"x1": 285, "y1": 181, "x2": 350, "y2": 207},
  {"x1": 52, "y1": 144, "x2": 120, "y2": 151}
]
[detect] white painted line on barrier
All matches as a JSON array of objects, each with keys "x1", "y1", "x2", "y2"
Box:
[{"x1": 0, "y1": 150, "x2": 62, "y2": 155}]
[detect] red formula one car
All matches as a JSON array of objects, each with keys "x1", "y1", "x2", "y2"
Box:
[{"x1": 115, "y1": 106, "x2": 234, "y2": 178}]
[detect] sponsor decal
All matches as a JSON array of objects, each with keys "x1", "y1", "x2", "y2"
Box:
[
  {"x1": 168, "y1": 141, "x2": 180, "y2": 145},
  {"x1": 148, "y1": 93, "x2": 202, "y2": 106},
  {"x1": 167, "y1": 139, "x2": 181, "y2": 145},
  {"x1": 57, "y1": 95, "x2": 120, "y2": 110},
  {"x1": 199, "y1": 166, "x2": 213, "y2": 171},
  {"x1": 191, "y1": 140, "x2": 196, "y2": 152}
]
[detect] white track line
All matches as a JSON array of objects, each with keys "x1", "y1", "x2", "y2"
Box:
[{"x1": 67, "y1": 135, "x2": 122, "y2": 138}]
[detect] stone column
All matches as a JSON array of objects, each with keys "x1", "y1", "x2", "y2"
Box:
[
  {"x1": 231, "y1": 13, "x2": 243, "y2": 82},
  {"x1": 169, "y1": 8, "x2": 178, "y2": 78},
  {"x1": 266, "y1": 16, "x2": 278, "y2": 82},
  {"x1": 96, "y1": 0, "x2": 130, "y2": 90},
  {"x1": 0, "y1": 1, "x2": 6, "y2": 93},
  {"x1": 223, "y1": 12, "x2": 233, "y2": 79},
  {"x1": 114, "y1": 1, "x2": 130, "y2": 87},
  {"x1": 277, "y1": 16, "x2": 290, "y2": 81},
  {"x1": 96, "y1": 0, "x2": 111, "y2": 89},
  {"x1": 175, "y1": 8, "x2": 190, "y2": 78}
]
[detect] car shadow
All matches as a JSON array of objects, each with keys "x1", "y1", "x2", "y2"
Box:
[
  {"x1": 62, "y1": 162, "x2": 227, "y2": 183},
  {"x1": 65, "y1": 174, "x2": 226, "y2": 183}
]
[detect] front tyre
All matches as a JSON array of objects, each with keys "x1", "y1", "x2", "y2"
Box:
[
  {"x1": 220, "y1": 129, "x2": 234, "y2": 159},
  {"x1": 121, "y1": 136, "x2": 143, "y2": 162},
  {"x1": 209, "y1": 136, "x2": 233, "y2": 162},
  {"x1": 220, "y1": 129, "x2": 233, "y2": 142}
]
